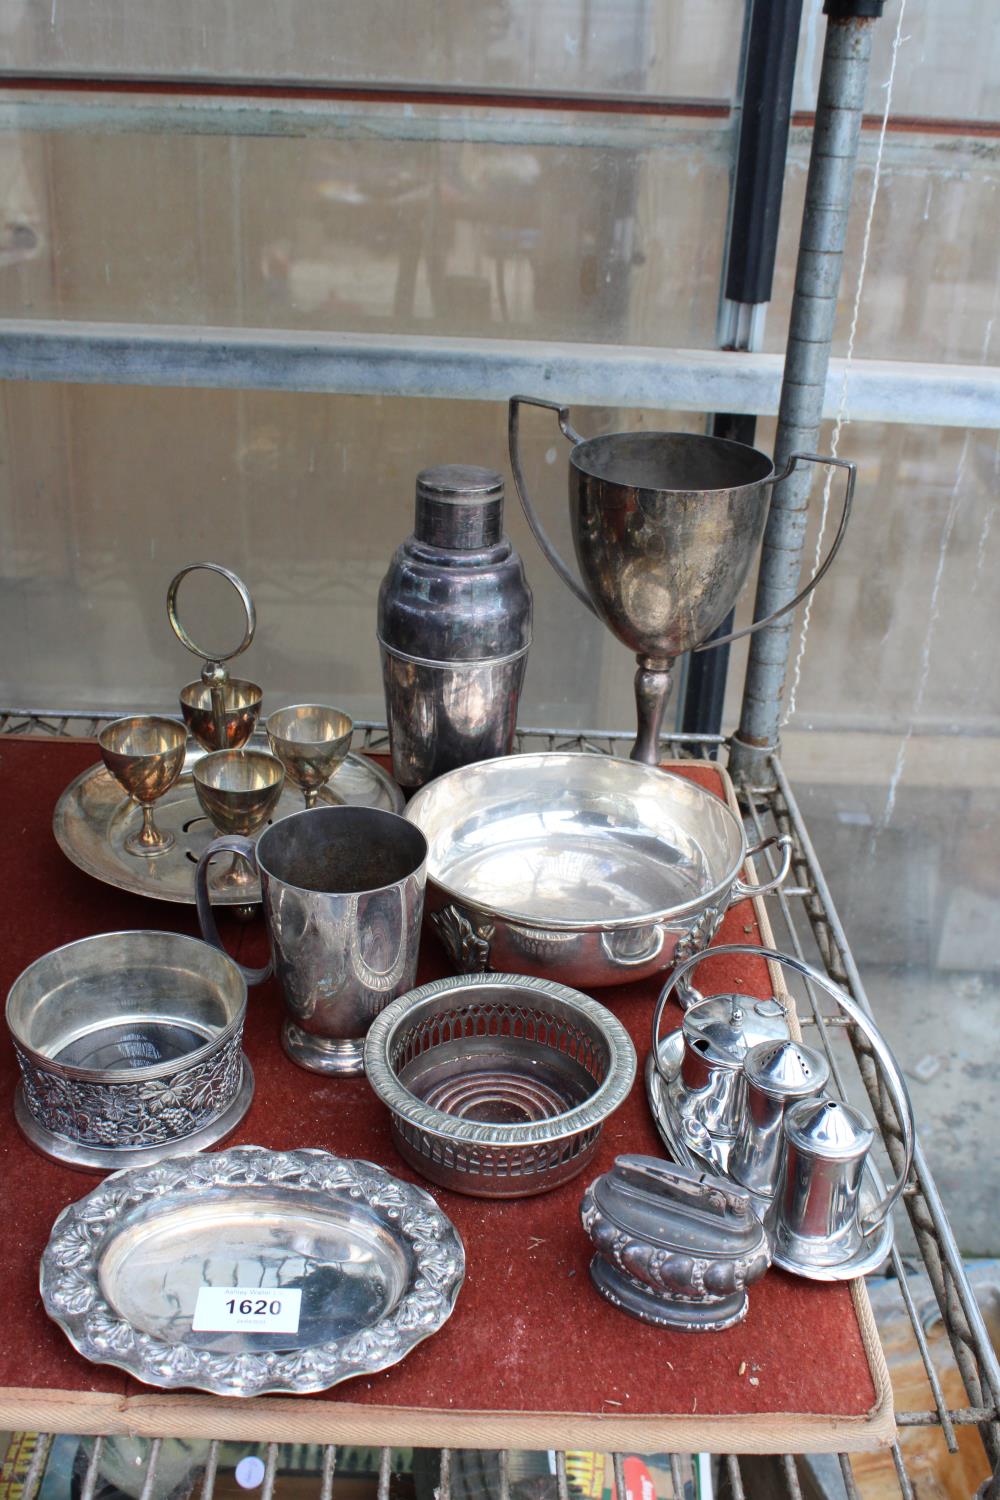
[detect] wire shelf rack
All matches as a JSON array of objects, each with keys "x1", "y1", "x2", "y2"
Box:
[{"x1": 2, "y1": 712, "x2": 997, "y2": 1500}]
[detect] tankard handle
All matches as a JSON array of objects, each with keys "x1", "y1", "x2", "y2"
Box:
[
  {"x1": 508, "y1": 395, "x2": 598, "y2": 618},
  {"x1": 195, "y1": 835, "x2": 273, "y2": 986},
  {"x1": 694, "y1": 454, "x2": 856, "y2": 653},
  {"x1": 653, "y1": 944, "x2": 914, "y2": 1233}
]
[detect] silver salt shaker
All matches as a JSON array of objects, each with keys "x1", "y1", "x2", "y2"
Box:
[{"x1": 377, "y1": 464, "x2": 532, "y2": 790}]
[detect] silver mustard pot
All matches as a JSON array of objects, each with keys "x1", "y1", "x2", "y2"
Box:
[
  {"x1": 377, "y1": 464, "x2": 532, "y2": 790},
  {"x1": 674, "y1": 997, "x2": 750, "y2": 1142}
]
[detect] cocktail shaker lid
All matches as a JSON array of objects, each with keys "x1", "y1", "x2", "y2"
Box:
[
  {"x1": 744, "y1": 1038, "x2": 830, "y2": 1099},
  {"x1": 415, "y1": 465, "x2": 504, "y2": 550},
  {"x1": 784, "y1": 1096, "x2": 874, "y2": 1162}
]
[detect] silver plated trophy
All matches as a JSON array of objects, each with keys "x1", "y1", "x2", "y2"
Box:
[{"x1": 509, "y1": 396, "x2": 857, "y2": 763}]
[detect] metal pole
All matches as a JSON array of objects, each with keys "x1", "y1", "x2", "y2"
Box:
[
  {"x1": 729, "y1": 0, "x2": 883, "y2": 786},
  {"x1": 683, "y1": 0, "x2": 804, "y2": 747}
]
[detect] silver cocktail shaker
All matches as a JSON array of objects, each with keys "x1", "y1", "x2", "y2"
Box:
[{"x1": 378, "y1": 464, "x2": 532, "y2": 790}]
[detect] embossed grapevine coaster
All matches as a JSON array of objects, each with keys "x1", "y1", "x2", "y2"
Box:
[{"x1": 40, "y1": 1146, "x2": 465, "y2": 1397}]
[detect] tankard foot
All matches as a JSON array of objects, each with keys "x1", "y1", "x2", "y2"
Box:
[{"x1": 281, "y1": 1021, "x2": 365, "y2": 1076}]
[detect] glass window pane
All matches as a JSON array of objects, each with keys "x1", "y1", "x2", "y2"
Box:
[
  {"x1": 0, "y1": 117, "x2": 731, "y2": 343},
  {"x1": 794, "y1": 0, "x2": 1000, "y2": 123},
  {"x1": 0, "y1": 1, "x2": 743, "y2": 99},
  {"x1": 763, "y1": 129, "x2": 1000, "y2": 365}
]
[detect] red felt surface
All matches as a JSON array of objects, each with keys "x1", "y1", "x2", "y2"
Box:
[{"x1": 0, "y1": 739, "x2": 878, "y2": 1421}]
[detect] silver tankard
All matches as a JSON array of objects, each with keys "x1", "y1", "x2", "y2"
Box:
[{"x1": 196, "y1": 806, "x2": 427, "y2": 1076}]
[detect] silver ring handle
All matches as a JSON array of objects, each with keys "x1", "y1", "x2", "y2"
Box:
[
  {"x1": 653, "y1": 943, "x2": 914, "y2": 1233},
  {"x1": 195, "y1": 834, "x2": 272, "y2": 986},
  {"x1": 167, "y1": 562, "x2": 257, "y2": 669}
]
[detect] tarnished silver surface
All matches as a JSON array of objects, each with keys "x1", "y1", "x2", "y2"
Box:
[
  {"x1": 266, "y1": 704, "x2": 353, "y2": 808},
  {"x1": 379, "y1": 648, "x2": 529, "y2": 791},
  {"x1": 53, "y1": 741, "x2": 404, "y2": 907},
  {"x1": 364, "y1": 973, "x2": 636, "y2": 1198},
  {"x1": 168, "y1": 562, "x2": 262, "y2": 753},
  {"x1": 580, "y1": 1156, "x2": 770, "y2": 1331},
  {"x1": 377, "y1": 465, "x2": 532, "y2": 791},
  {"x1": 7, "y1": 930, "x2": 252, "y2": 1167},
  {"x1": 197, "y1": 806, "x2": 427, "y2": 1076},
  {"x1": 97, "y1": 715, "x2": 188, "y2": 857},
  {"x1": 179, "y1": 678, "x2": 263, "y2": 754},
  {"x1": 405, "y1": 752, "x2": 791, "y2": 988},
  {"x1": 509, "y1": 396, "x2": 854, "y2": 763},
  {"x1": 15, "y1": 1058, "x2": 254, "y2": 1173},
  {"x1": 40, "y1": 1146, "x2": 465, "y2": 1397}
]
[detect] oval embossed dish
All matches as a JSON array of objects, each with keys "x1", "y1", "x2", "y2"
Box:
[{"x1": 40, "y1": 1146, "x2": 465, "y2": 1397}]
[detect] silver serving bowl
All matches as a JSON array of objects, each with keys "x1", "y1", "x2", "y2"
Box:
[
  {"x1": 404, "y1": 753, "x2": 791, "y2": 988},
  {"x1": 364, "y1": 973, "x2": 636, "y2": 1198},
  {"x1": 7, "y1": 930, "x2": 253, "y2": 1169}
]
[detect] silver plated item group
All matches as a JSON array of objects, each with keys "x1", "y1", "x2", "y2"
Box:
[
  {"x1": 40, "y1": 1146, "x2": 465, "y2": 1397},
  {"x1": 26, "y1": 406, "x2": 886, "y2": 1391}
]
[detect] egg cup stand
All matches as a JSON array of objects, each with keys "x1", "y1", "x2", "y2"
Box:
[{"x1": 0, "y1": 718, "x2": 996, "y2": 1500}]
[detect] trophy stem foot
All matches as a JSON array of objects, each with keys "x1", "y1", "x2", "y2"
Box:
[{"x1": 631, "y1": 656, "x2": 675, "y2": 765}]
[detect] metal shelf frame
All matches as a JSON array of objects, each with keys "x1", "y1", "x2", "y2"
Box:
[{"x1": 4, "y1": 711, "x2": 999, "y2": 1500}]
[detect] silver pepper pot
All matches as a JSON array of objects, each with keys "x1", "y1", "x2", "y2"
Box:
[
  {"x1": 774, "y1": 1098, "x2": 877, "y2": 1268},
  {"x1": 728, "y1": 1038, "x2": 830, "y2": 1203}
]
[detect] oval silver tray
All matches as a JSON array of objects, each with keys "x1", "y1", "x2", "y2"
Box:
[
  {"x1": 41, "y1": 1145, "x2": 465, "y2": 1397},
  {"x1": 53, "y1": 741, "x2": 404, "y2": 906}
]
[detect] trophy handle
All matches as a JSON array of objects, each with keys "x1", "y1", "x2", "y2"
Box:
[
  {"x1": 508, "y1": 395, "x2": 598, "y2": 618},
  {"x1": 694, "y1": 452, "x2": 856, "y2": 653}
]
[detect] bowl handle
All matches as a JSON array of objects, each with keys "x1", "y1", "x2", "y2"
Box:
[
  {"x1": 195, "y1": 835, "x2": 273, "y2": 986},
  {"x1": 731, "y1": 833, "x2": 793, "y2": 901},
  {"x1": 508, "y1": 395, "x2": 598, "y2": 618}
]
